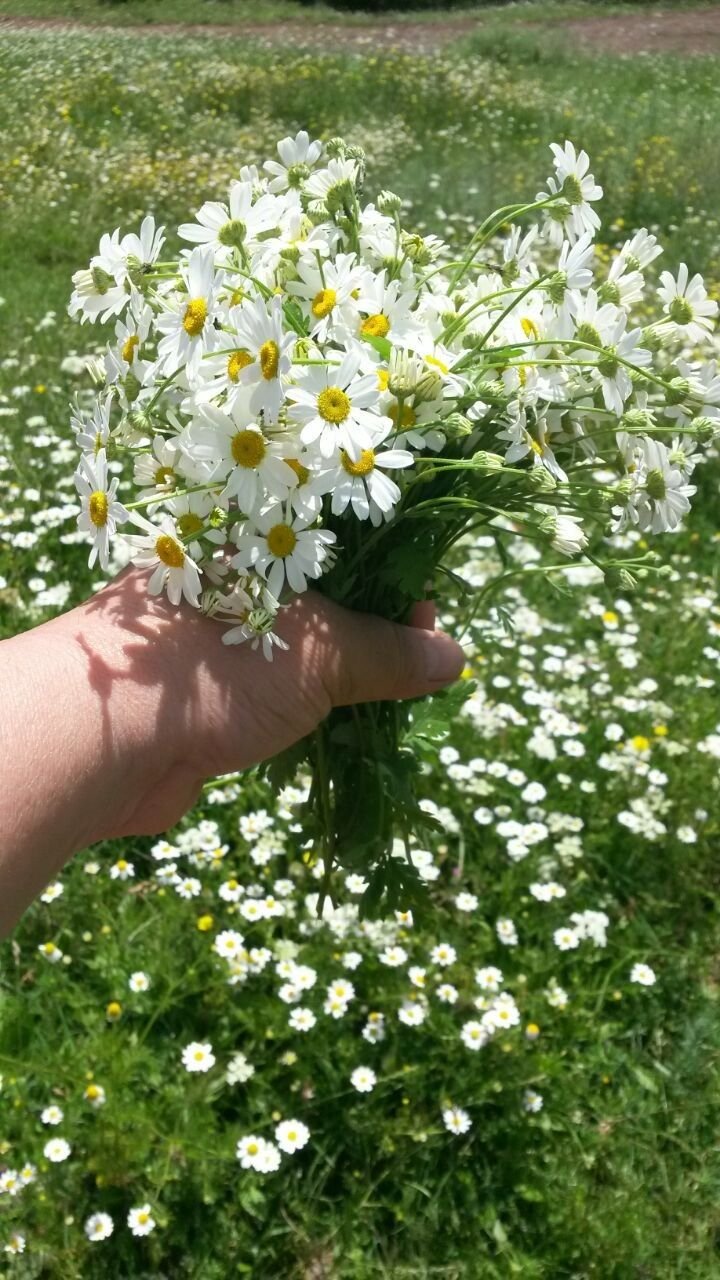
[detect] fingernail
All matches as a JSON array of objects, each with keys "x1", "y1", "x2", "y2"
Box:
[{"x1": 423, "y1": 634, "x2": 465, "y2": 686}]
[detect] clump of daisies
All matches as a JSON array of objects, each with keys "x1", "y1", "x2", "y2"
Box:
[{"x1": 68, "y1": 133, "x2": 719, "y2": 906}]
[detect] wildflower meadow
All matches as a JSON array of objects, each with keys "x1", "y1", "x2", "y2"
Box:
[{"x1": 1, "y1": 4, "x2": 720, "y2": 1277}]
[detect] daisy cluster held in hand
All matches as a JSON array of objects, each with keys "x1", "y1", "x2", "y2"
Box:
[{"x1": 69, "y1": 132, "x2": 719, "y2": 658}]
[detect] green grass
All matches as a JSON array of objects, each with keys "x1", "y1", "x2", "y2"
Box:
[
  {"x1": 0, "y1": 0, "x2": 491, "y2": 24},
  {"x1": 2, "y1": 7, "x2": 720, "y2": 1276},
  {"x1": 0, "y1": 0, "x2": 717, "y2": 23}
]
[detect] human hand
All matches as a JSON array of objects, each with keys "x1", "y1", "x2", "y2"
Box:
[{"x1": 61, "y1": 567, "x2": 466, "y2": 841}]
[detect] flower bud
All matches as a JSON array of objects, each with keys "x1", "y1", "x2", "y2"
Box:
[
  {"x1": 690, "y1": 416, "x2": 717, "y2": 442},
  {"x1": 604, "y1": 566, "x2": 638, "y2": 591},
  {"x1": 377, "y1": 190, "x2": 402, "y2": 215},
  {"x1": 472, "y1": 451, "x2": 505, "y2": 471},
  {"x1": 388, "y1": 348, "x2": 422, "y2": 398},
  {"x1": 526, "y1": 467, "x2": 557, "y2": 493},
  {"x1": 620, "y1": 408, "x2": 654, "y2": 433},
  {"x1": 325, "y1": 137, "x2": 347, "y2": 159},
  {"x1": 306, "y1": 199, "x2": 330, "y2": 225}
]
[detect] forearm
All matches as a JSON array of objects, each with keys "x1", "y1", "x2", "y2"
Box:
[{"x1": 0, "y1": 585, "x2": 168, "y2": 937}]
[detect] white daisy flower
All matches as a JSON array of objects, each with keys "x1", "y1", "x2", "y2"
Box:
[
  {"x1": 286, "y1": 252, "x2": 368, "y2": 341},
  {"x1": 289, "y1": 1007, "x2": 317, "y2": 1032},
  {"x1": 109, "y1": 857, "x2": 134, "y2": 881},
  {"x1": 214, "y1": 929, "x2": 245, "y2": 960},
  {"x1": 630, "y1": 962, "x2": 657, "y2": 987},
  {"x1": 127, "y1": 1204, "x2": 156, "y2": 1237},
  {"x1": 192, "y1": 404, "x2": 297, "y2": 509},
  {"x1": 355, "y1": 270, "x2": 419, "y2": 344},
  {"x1": 175, "y1": 876, "x2": 202, "y2": 899},
  {"x1": 179, "y1": 180, "x2": 280, "y2": 262},
  {"x1": 442, "y1": 1107, "x2": 472, "y2": 1136},
  {"x1": 553, "y1": 926, "x2": 580, "y2": 951},
  {"x1": 38, "y1": 941, "x2": 63, "y2": 964},
  {"x1": 275, "y1": 1119, "x2": 310, "y2": 1154},
  {"x1": 315, "y1": 419, "x2": 412, "y2": 526},
  {"x1": 43, "y1": 1137, "x2": 71, "y2": 1163},
  {"x1": 155, "y1": 245, "x2": 219, "y2": 377},
  {"x1": 129, "y1": 971, "x2": 151, "y2": 992},
  {"x1": 74, "y1": 449, "x2": 128, "y2": 571},
  {"x1": 305, "y1": 156, "x2": 358, "y2": 206},
  {"x1": 71, "y1": 393, "x2": 113, "y2": 458},
  {"x1": 181, "y1": 1041, "x2": 216, "y2": 1073},
  {"x1": 232, "y1": 502, "x2": 335, "y2": 599},
  {"x1": 41, "y1": 1105, "x2": 64, "y2": 1126},
  {"x1": 350, "y1": 1066, "x2": 377, "y2": 1093},
  {"x1": 460, "y1": 1021, "x2": 491, "y2": 1051},
  {"x1": 523, "y1": 1089, "x2": 544, "y2": 1113},
  {"x1": 236, "y1": 1135, "x2": 265, "y2": 1170},
  {"x1": 658, "y1": 263, "x2": 717, "y2": 344},
  {"x1": 541, "y1": 140, "x2": 603, "y2": 245},
  {"x1": 228, "y1": 295, "x2": 295, "y2": 421},
  {"x1": 287, "y1": 346, "x2": 390, "y2": 461},
  {"x1": 264, "y1": 130, "x2": 323, "y2": 193},
  {"x1": 40, "y1": 881, "x2": 64, "y2": 904},
  {"x1": 69, "y1": 229, "x2": 129, "y2": 323},
  {"x1": 255, "y1": 1140, "x2": 282, "y2": 1174},
  {"x1": 85, "y1": 1212, "x2": 114, "y2": 1242},
  {"x1": 124, "y1": 512, "x2": 202, "y2": 607},
  {"x1": 133, "y1": 435, "x2": 180, "y2": 497}
]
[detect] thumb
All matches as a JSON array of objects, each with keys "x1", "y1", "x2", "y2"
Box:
[{"x1": 319, "y1": 599, "x2": 465, "y2": 706}]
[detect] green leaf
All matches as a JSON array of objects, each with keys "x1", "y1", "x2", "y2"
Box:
[
  {"x1": 405, "y1": 681, "x2": 475, "y2": 746},
  {"x1": 361, "y1": 332, "x2": 392, "y2": 361}
]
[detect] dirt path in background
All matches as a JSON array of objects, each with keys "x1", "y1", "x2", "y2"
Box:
[{"x1": 1, "y1": 7, "x2": 719, "y2": 56}]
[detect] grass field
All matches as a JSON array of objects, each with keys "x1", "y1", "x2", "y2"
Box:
[{"x1": 1, "y1": 5, "x2": 720, "y2": 1276}]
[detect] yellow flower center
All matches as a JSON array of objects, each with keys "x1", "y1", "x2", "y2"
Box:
[
  {"x1": 154, "y1": 465, "x2": 175, "y2": 487},
  {"x1": 389, "y1": 402, "x2": 416, "y2": 429},
  {"x1": 311, "y1": 288, "x2": 337, "y2": 319},
  {"x1": 193, "y1": 1050, "x2": 205, "y2": 1061},
  {"x1": 232, "y1": 429, "x2": 266, "y2": 469},
  {"x1": 116, "y1": 859, "x2": 128, "y2": 871},
  {"x1": 259, "y1": 339, "x2": 280, "y2": 381},
  {"x1": 317, "y1": 386, "x2": 351, "y2": 424},
  {"x1": 88, "y1": 490, "x2": 108, "y2": 527},
  {"x1": 341, "y1": 448, "x2": 375, "y2": 477},
  {"x1": 631, "y1": 735, "x2": 651, "y2": 752},
  {"x1": 247, "y1": 1142, "x2": 259, "y2": 1155},
  {"x1": 86, "y1": 1085, "x2": 101, "y2": 1099},
  {"x1": 377, "y1": 369, "x2": 390, "y2": 391},
  {"x1": 425, "y1": 354, "x2": 449, "y2": 375},
  {"x1": 227, "y1": 350, "x2": 253, "y2": 382},
  {"x1": 138, "y1": 1212, "x2": 150, "y2": 1225},
  {"x1": 177, "y1": 512, "x2": 204, "y2": 538},
  {"x1": 122, "y1": 333, "x2": 140, "y2": 364},
  {"x1": 284, "y1": 457, "x2": 310, "y2": 486},
  {"x1": 361, "y1": 313, "x2": 391, "y2": 338},
  {"x1": 267, "y1": 523, "x2": 297, "y2": 558},
  {"x1": 106, "y1": 1002, "x2": 121, "y2": 1018},
  {"x1": 521, "y1": 316, "x2": 539, "y2": 340},
  {"x1": 182, "y1": 297, "x2": 208, "y2": 337},
  {"x1": 155, "y1": 534, "x2": 185, "y2": 568}
]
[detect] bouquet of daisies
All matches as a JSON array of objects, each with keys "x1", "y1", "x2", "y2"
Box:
[{"x1": 69, "y1": 132, "x2": 718, "y2": 910}]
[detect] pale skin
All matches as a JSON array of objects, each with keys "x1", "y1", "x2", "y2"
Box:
[{"x1": 0, "y1": 567, "x2": 465, "y2": 938}]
